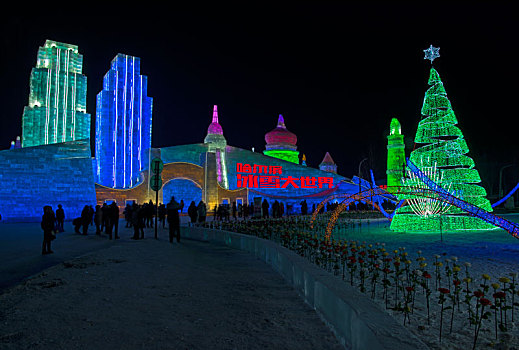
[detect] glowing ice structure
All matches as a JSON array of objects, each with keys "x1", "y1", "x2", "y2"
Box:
[
  {"x1": 22, "y1": 40, "x2": 90, "y2": 147},
  {"x1": 95, "y1": 54, "x2": 153, "y2": 189},
  {"x1": 386, "y1": 118, "x2": 405, "y2": 192},
  {"x1": 204, "y1": 105, "x2": 228, "y2": 189},
  {"x1": 264, "y1": 115, "x2": 300, "y2": 164}
]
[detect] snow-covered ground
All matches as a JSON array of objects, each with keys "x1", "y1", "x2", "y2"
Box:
[
  {"x1": 207, "y1": 212, "x2": 519, "y2": 349},
  {"x1": 327, "y1": 214, "x2": 519, "y2": 349},
  {"x1": 265, "y1": 213, "x2": 519, "y2": 349}
]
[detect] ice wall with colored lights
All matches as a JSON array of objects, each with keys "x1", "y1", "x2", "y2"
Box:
[{"x1": 0, "y1": 140, "x2": 96, "y2": 222}]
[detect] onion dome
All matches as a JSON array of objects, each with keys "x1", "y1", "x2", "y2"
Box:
[
  {"x1": 263, "y1": 114, "x2": 299, "y2": 164},
  {"x1": 319, "y1": 152, "x2": 337, "y2": 174},
  {"x1": 265, "y1": 114, "x2": 297, "y2": 149},
  {"x1": 204, "y1": 105, "x2": 227, "y2": 150}
]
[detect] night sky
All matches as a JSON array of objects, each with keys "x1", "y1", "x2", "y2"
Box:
[{"x1": 1, "y1": 4, "x2": 516, "y2": 190}]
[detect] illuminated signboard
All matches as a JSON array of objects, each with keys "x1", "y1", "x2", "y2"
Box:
[{"x1": 236, "y1": 163, "x2": 334, "y2": 189}]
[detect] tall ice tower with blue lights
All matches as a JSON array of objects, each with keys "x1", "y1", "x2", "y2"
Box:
[
  {"x1": 21, "y1": 40, "x2": 90, "y2": 147},
  {"x1": 95, "y1": 54, "x2": 153, "y2": 189}
]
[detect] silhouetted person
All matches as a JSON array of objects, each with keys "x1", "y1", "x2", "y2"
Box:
[
  {"x1": 94, "y1": 205, "x2": 102, "y2": 235},
  {"x1": 73, "y1": 217, "x2": 81, "y2": 233},
  {"x1": 41, "y1": 206, "x2": 55, "y2": 255},
  {"x1": 55, "y1": 204, "x2": 65, "y2": 232},
  {"x1": 109, "y1": 202, "x2": 120, "y2": 240},
  {"x1": 89, "y1": 205, "x2": 95, "y2": 226},
  {"x1": 81, "y1": 205, "x2": 90, "y2": 235},
  {"x1": 124, "y1": 203, "x2": 133, "y2": 228},
  {"x1": 158, "y1": 203, "x2": 166, "y2": 228},
  {"x1": 213, "y1": 205, "x2": 217, "y2": 221},
  {"x1": 180, "y1": 199, "x2": 184, "y2": 214},
  {"x1": 272, "y1": 200, "x2": 279, "y2": 218},
  {"x1": 197, "y1": 201, "x2": 207, "y2": 223},
  {"x1": 279, "y1": 202, "x2": 284, "y2": 217},
  {"x1": 101, "y1": 203, "x2": 110, "y2": 233},
  {"x1": 262, "y1": 199, "x2": 269, "y2": 218},
  {"x1": 146, "y1": 200, "x2": 154, "y2": 228},
  {"x1": 188, "y1": 201, "x2": 197, "y2": 225},
  {"x1": 300, "y1": 199, "x2": 308, "y2": 216},
  {"x1": 131, "y1": 204, "x2": 145, "y2": 239},
  {"x1": 167, "y1": 196, "x2": 181, "y2": 243},
  {"x1": 243, "y1": 203, "x2": 249, "y2": 218},
  {"x1": 232, "y1": 202, "x2": 237, "y2": 220}
]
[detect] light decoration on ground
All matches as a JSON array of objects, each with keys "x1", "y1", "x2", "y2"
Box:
[
  {"x1": 390, "y1": 53, "x2": 495, "y2": 232},
  {"x1": 406, "y1": 160, "x2": 453, "y2": 217},
  {"x1": 22, "y1": 40, "x2": 90, "y2": 147},
  {"x1": 95, "y1": 54, "x2": 153, "y2": 188}
]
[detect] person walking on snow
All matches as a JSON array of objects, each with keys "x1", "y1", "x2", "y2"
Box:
[{"x1": 167, "y1": 196, "x2": 181, "y2": 243}]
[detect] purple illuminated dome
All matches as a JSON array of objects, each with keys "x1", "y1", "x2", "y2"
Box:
[
  {"x1": 265, "y1": 114, "x2": 297, "y2": 147},
  {"x1": 207, "y1": 105, "x2": 223, "y2": 135}
]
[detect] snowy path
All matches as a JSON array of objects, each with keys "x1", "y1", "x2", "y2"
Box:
[{"x1": 0, "y1": 236, "x2": 343, "y2": 349}]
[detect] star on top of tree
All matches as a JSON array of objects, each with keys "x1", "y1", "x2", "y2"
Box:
[{"x1": 423, "y1": 45, "x2": 440, "y2": 64}]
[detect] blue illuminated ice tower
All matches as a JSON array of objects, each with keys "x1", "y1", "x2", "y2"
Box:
[
  {"x1": 95, "y1": 54, "x2": 153, "y2": 188},
  {"x1": 22, "y1": 40, "x2": 90, "y2": 147}
]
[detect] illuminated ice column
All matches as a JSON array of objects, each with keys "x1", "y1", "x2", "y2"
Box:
[
  {"x1": 386, "y1": 118, "x2": 405, "y2": 191},
  {"x1": 95, "y1": 54, "x2": 153, "y2": 189},
  {"x1": 204, "y1": 105, "x2": 229, "y2": 189},
  {"x1": 21, "y1": 40, "x2": 90, "y2": 147}
]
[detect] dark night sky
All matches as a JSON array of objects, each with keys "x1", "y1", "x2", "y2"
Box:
[{"x1": 0, "y1": 4, "x2": 517, "y2": 187}]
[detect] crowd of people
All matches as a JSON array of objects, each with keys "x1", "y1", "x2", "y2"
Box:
[
  {"x1": 39, "y1": 197, "x2": 203, "y2": 254},
  {"x1": 40, "y1": 197, "x2": 383, "y2": 255}
]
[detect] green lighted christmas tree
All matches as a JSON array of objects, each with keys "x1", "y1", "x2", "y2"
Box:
[{"x1": 390, "y1": 46, "x2": 495, "y2": 232}]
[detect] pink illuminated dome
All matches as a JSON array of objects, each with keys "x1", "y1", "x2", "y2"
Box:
[{"x1": 265, "y1": 114, "x2": 297, "y2": 147}]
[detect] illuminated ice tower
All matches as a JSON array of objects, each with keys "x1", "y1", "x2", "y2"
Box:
[
  {"x1": 264, "y1": 114, "x2": 299, "y2": 164},
  {"x1": 204, "y1": 105, "x2": 229, "y2": 189},
  {"x1": 95, "y1": 54, "x2": 153, "y2": 189},
  {"x1": 386, "y1": 118, "x2": 405, "y2": 191},
  {"x1": 22, "y1": 40, "x2": 90, "y2": 147}
]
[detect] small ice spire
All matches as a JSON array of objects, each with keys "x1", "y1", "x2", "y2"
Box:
[
  {"x1": 212, "y1": 105, "x2": 219, "y2": 123},
  {"x1": 277, "y1": 114, "x2": 286, "y2": 128}
]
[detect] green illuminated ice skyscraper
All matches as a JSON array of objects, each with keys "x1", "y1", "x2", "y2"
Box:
[{"x1": 22, "y1": 40, "x2": 90, "y2": 147}]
